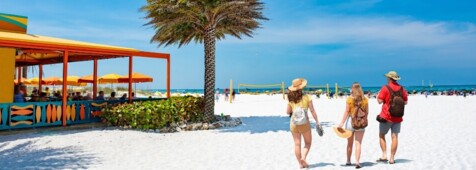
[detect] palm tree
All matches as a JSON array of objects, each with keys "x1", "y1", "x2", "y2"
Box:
[{"x1": 141, "y1": 0, "x2": 268, "y2": 122}]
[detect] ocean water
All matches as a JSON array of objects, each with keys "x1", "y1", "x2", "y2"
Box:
[{"x1": 146, "y1": 85, "x2": 476, "y2": 94}]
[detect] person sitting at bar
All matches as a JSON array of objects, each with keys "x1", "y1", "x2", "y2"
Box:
[
  {"x1": 120, "y1": 93, "x2": 127, "y2": 101},
  {"x1": 28, "y1": 94, "x2": 39, "y2": 102},
  {"x1": 54, "y1": 91, "x2": 62, "y2": 100},
  {"x1": 39, "y1": 92, "x2": 49, "y2": 102},
  {"x1": 45, "y1": 87, "x2": 51, "y2": 97},
  {"x1": 132, "y1": 92, "x2": 137, "y2": 99},
  {"x1": 32, "y1": 87, "x2": 38, "y2": 96},
  {"x1": 73, "y1": 92, "x2": 82, "y2": 101},
  {"x1": 97, "y1": 91, "x2": 105, "y2": 100},
  {"x1": 109, "y1": 92, "x2": 118, "y2": 101},
  {"x1": 19, "y1": 83, "x2": 27, "y2": 97},
  {"x1": 13, "y1": 85, "x2": 26, "y2": 103},
  {"x1": 83, "y1": 93, "x2": 92, "y2": 100}
]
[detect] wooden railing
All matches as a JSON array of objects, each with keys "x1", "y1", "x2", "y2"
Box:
[{"x1": 0, "y1": 98, "x2": 165, "y2": 130}]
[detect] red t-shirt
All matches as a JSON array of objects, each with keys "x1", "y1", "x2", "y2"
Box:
[{"x1": 377, "y1": 82, "x2": 408, "y2": 123}]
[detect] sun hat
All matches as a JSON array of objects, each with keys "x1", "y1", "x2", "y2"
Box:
[
  {"x1": 384, "y1": 71, "x2": 401, "y2": 81},
  {"x1": 333, "y1": 127, "x2": 352, "y2": 138},
  {"x1": 288, "y1": 78, "x2": 307, "y2": 91}
]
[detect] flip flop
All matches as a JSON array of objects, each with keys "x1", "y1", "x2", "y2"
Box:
[
  {"x1": 355, "y1": 164, "x2": 362, "y2": 169},
  {"x1": 376, "y1": 158, "x2": 388, "y2": 162},
  {"x1": 316, "y1": 124, "x2": 324, "y2": 136},
  {"x1": 345, "y1": 162, "x2": 352, "y2": 166},
  {"x1": 389, "y1": 160, "x2": 395, "y2": 164}
]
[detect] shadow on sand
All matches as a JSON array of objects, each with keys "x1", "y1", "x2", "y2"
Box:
[
  {"x1": 309, "y1": 162, "x2": 335, "y2": 168},
  {"x1": 0, "y1": 123, "x2": 108, "y2": 143},
  {"x1": 394, "y1": 159, "x2": 413, "y2": 164},
  {"x1": 0, "y1": 140, "x2": 97, "y2": 169},
  {"x1": 219, "y1": 116, "x2": 335, "y2": 134}
]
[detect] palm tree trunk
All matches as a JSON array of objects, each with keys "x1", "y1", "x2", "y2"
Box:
[{"x1": 203, "y1": 26, "x2": 216, "y2": 122}]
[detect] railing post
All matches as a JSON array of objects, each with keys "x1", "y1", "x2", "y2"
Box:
[
  {"x1": 128, "y1": 56, "x2": 133, "y2": 103},
  {"x1": 62, "y1": 50, "x2": 69, "y2": 126}
]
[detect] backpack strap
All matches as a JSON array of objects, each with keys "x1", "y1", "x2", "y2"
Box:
[{"x1": 398, "y1": 86, "x2": 404, "y2": 97}]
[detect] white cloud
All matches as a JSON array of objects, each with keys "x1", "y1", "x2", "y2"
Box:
[{"x1": 228, "y1": 15, "x2": 476, "y2": 50}]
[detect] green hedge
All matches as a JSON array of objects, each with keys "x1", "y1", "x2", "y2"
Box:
[{"x1": 101, "y1": 96, "x2": 205, "y2": 130}]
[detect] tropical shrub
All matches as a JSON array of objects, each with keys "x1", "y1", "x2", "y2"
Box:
[{"x1": 101, "y1": 96, "x2": 205, "y2": 130}]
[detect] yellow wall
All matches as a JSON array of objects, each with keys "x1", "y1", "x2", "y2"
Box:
[{"x1": 0, "y1": 48, "x2": 15, "y2": 103}]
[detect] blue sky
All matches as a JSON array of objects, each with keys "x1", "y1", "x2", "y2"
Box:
[{"x1": 2, "y1": 0, "x2": 476, "y2": 89}]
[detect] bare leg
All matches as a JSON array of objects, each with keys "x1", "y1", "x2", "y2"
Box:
[
  {"x1": 379, "y1": 133, "x2": 388, "y2": 160},
  {"x1": 347, "y1": 133, "x2": 355, "y2": 164},
  {"x1": 301, "y1": 130, "x2": 312, "y2": 168},
  {"x1": 354, "y1": 131, "x2": 365, "y2": 166},
  {"x1": 390, "y1": 133, "x2": 399, "y2": 163},
  {"x1": 292, "y1": 132, "x2": 304, "y2": 168}
]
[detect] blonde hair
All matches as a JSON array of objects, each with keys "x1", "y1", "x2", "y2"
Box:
[{"x1": 352, "y1": 82, "x2": 365, "y2": 107}]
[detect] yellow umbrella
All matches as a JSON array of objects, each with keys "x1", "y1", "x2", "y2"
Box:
[
  {"x1": 78, "y1": 75, "x2": 94, "y2": 83},
  {"x1": 118, "y1": 72, "x2": 154, "y2": 92},
  {"x1": 43, "y1": 76, "x2": 62, "y2": 85},
  {"x1": 60, "y1": 76, "x2": 87, "y2": 86},
  {"x1": 118, "y1": 72, "x2": 153, "y2": 83},
  {"x1": 99, "y1": 73, "x2": 122, "y2": 84},
  {"x1": 14, "y1": 79, "x2": 31, "y2": 85},
  {"x1": 28, "y1": 77, "x2": 47, "y2": 85}
]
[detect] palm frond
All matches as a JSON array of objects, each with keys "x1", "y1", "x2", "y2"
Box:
[{"x1": 142, "y1": 0, "x2": 268, "y2": 47}]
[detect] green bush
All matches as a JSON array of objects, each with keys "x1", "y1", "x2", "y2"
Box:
[{"x1": 101, "y1": 96, "x2": 205, "y2": 130}]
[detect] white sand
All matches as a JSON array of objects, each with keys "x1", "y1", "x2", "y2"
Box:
[{"x1": 1, "y1": 94, "x2": 475, "y2": 169}]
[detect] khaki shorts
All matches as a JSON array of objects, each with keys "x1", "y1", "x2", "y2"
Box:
[{"x1": 290, "y1": 120, "x2": 311, "y2": 133}]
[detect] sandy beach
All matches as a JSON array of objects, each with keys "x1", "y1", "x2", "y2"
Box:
[{"x1": 1, "y1": 94, "x2": 475, "y2": 169}]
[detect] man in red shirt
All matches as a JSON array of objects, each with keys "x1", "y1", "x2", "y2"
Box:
[{"x1": 377, "y1": 71, "x2": 408, "y2": 165}]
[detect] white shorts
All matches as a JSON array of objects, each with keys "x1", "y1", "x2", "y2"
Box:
[{"x1": 344, "y1": 116, "x2": 365, "y2": 132}]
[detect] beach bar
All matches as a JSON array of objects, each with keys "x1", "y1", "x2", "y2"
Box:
[{"x1": 0, "y1": 13, "x2": 170, "y2": 130}]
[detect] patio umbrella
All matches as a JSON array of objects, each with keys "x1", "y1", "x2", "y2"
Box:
[
  {"x1": 118, "y1": 72, "x2": 154, "y2": 93},
  {"x1": 118, "y1": 72, "x2": 153, "y2": 83},
  {"x1": 14, "y1": 79, "x2": 31, "y2": 85},
  {"x1": 78, "y1": 75, "x2": 94, "y2": 83},
  {"x1": 60, "y1": 76, "x2": 87, "y2": 86},
  {"x1": 99, "y1": 73, "x2": 122, "y2": 90},
  {"x1": 43, "y1": 76, "x2": 62, "y2": 91},
  {"x1": 99, "y1": 74, "x2": 122, "y2": 84},
  {"x1": 28, "y1": 77, "x2": 47, "y2": 85},
  {"x1": 43, "y1": 77, "x2": 62, "y2": 85}
]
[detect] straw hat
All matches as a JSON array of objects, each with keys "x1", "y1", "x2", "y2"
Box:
[
  {"x1": 333, "y1": 127, "x2": 352, "y2": 138},
  {"x1": 384, "y1": 71, "x2": 401, "y2": 81},
  {"x1": 288, "y1": 78, "x2": 307, "y2": 91}
]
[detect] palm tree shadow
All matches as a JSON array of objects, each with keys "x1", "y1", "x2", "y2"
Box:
[
  {"x1": 0, "y1": 140, "x2": 97, "y2": 169},
  {"x1": 308, "y1": 162, "x2": 335, "y2": 168}
]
